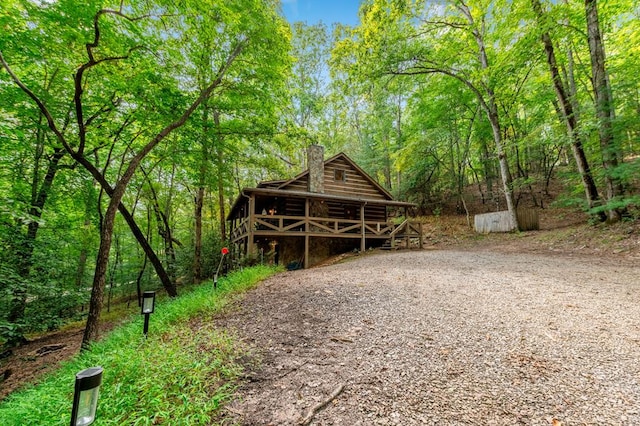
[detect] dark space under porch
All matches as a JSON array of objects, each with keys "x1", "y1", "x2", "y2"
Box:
[{"x1": 253, "y1": 236, "x2": 387, "y2": 269}]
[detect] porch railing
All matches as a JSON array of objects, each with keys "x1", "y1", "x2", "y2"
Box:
[{"x1": 230, "y1": 214, "x2": 422, "y2": 246}]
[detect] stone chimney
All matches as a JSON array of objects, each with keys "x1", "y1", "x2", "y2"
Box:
[{"x1": 307, "y1": 144, "x2": 324, "y2": 194}]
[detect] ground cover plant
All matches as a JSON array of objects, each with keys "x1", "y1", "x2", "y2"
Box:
[{"x1": 0, "y1": 265, "x2": 278, "y2": 426}]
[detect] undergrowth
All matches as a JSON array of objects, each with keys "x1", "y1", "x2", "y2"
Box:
[{"x1": 0, "y1": 265, "x2": 279, "y2": 425}]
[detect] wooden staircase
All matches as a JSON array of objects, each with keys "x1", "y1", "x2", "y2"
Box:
[
  {"x1": 380, "y1": 220, "x2": 424, "y2": 250},
  {"x1": 380, "y1": 239, "x2": 394, "y2": 250}
]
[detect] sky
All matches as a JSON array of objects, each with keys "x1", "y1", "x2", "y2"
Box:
[{"x1": 281, "y1": 0, "x2": 362, "y2": 26}]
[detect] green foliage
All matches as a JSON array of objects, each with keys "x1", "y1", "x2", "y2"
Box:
[
  {"x1": 327, "y1": 0, "x2": 640, "y2": 219},
  {"x1": 0, "y1": 265, "x2": 279, "y2": 425},
  {"x1": 590, "y1": 195, "x2": 640, "y2": 220},
  {"x1": 0, "y1": 320, "x2": 24, "y2": 349},
  {"x1": 175, "y1": 231, "x2": 229, "y2": 283},
  {"x1": 0, "y1": 209, "x2": 91, "y2": 345},
  {"x1": 0, "y1": 0, "x2": 292, "y2": 343}
]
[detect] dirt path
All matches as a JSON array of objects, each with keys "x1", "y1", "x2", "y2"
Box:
[{"x1": 218, "y1": 249, "x2": 640, "y2": 425}]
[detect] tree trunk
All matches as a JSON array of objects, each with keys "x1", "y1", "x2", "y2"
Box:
[
  {"x1": 383, "y1": 140, "x2": 393, "y2": 191},
  {"x1": 214, "y1": 111, "x2": 227, "y2": 241},
  {"x1": 120, "y1": 201, "x2": 177, "y2": 296},
  {"x1": 585, "y1": 0, "x2": 626, "y2": 221},
  {"x1": 193, "y1": 103, "x2": 210, "y2": 285},
  {"x1": 531, "y1": 0, "x2": 605, "y2": 221},
  {"x1": 194, "y1": 186, "x2": 204, "y2": 284},
  {"x1": 82, "y1": 197, "x2": 118, "y2": 348},
  {"x1": 107, "y1": 233, "x2": 122, "y2": 313},
  {"x1": 458, "y1": 2, "x2": 518, "y2": 230},
  {"x1": 395, "y1": 95, "x2": 404, "y2": 191},
  {"x1": 479, "y1": 136, "x2": 492, "y2": 204},
  {"x1": 217, "y1": 163, "x2": 227, "y2": 241},
  {"x1": 154, "y1": 207, "x2": 177, "y2": 283},
  {"x1": 487, "y1": 104, "x2": 518, "y2": 229},
  {"x1": 133, "y1": 206, "x2": 153, "y2": 308}
]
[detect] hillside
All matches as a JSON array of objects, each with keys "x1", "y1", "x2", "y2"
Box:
[{"x1": 421, "y1": 208, "x2": 639, "y2": 263}]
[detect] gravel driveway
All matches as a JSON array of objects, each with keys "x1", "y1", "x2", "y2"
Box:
[{"x1": 219, "y1": 249, "x2": 640, "y2": 425}]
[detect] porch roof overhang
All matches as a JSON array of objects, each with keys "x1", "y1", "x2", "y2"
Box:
[{"x1": 227, "y1": 187, "x2": 416, "y2": 221}]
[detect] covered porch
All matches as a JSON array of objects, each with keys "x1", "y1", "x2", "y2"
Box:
[{"x1": 228, "y1": 188, "x2": 423, "y2": 268}]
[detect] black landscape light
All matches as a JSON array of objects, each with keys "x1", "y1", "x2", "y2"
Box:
[
  {"x1": 70, "y1": 366, "x2": 103, "y2": 426},
  {"x1": 141, "y1": 290, "x2": 156, "y2": 336}
]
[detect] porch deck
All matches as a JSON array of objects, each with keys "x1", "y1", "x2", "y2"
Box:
[{"x1": 230, "y1": 213, "x2": 423, "y2": 249}]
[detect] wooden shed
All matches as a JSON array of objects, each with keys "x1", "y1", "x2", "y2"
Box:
[{"x1": 227, "y1": 145, "x2": 422, "y2": 268}]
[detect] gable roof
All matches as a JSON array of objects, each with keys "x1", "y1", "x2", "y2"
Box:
[{"x1": 275, "y1": 152, "x2": 394, "y2": 200}]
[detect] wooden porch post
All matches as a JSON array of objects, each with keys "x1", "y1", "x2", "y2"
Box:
[
  {"x1": 304, "y1": 198, "x2": 310, "y2": 269},
  {"x1": 247, "y1": 195, "x2": 255, "y2": 257},
  {"x1": 360, "y1": 203, "x2": 366, "y2": 252},
  {"x1": 404, "y1": 206, "x2": 409, "y2": 249}
]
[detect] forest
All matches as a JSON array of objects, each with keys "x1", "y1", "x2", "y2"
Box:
[{"x1": 0, "y1": 0, "x2": 638, "y2": 350}]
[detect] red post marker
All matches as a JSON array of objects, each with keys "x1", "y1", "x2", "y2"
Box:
[{"x1": 214, "y1": 247, "x2": 229, "y2": 289}]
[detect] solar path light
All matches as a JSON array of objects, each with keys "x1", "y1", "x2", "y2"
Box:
[
  {"x1": 70, "y1": 366, "x2": 103, "y2": 426},
  {"x1": 141, "y1": 290, "x2": 156, "y2": 337}
]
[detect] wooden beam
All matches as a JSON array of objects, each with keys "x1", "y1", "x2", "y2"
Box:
[
  {"x1": 252, "y1": 230, "x2": 390, "y2": 239},
  {"x1": 247, "y1": 195, "x2": 255, "y2": 256},
  {"x1": 304, "y1": 198, "x2": 309, "y2": 269},
  {"x1": 360, "y1": 203, "x2": 366, "y2": 252},
  {"x1": 404, "y1": 207, "x2": 409, "y2": 249}
]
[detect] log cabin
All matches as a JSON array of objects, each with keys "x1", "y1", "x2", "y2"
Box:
[{"x1": 227, "y1": 145, "x2": 422, "y2": 268}]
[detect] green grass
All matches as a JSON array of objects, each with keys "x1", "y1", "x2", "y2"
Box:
[{"x1": 0, "y1": 265, "x2": 280, "y2": 425}]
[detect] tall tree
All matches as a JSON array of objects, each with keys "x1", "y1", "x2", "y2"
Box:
[
  {"x1": 336, "y1": 0, "x2": 528, "y2": 228},
  {"x1": 584, "y1": 0, "x2": 626, "y2": 220},
  {"x1": 187, "y1": 5, "x2": 291, "y2": 282},
  {"x1": 1, "y1": 0, "x2": 290, "y2": 347},
  {"x1": 530, "y1": 0, "x2": 605, "y2": 220}
]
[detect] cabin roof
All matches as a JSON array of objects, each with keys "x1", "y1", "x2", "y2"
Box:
[
  {"x1": 256, "y1": 179, "x2": 288, "y2": 189},
  {"x1": 227, "y1": 151, "x2": 414, "y2": 220},
  {"x1": 275, "y1": 152, "x2": 394, "y2": 200}
]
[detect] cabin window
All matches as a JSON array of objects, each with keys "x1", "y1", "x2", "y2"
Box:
[{"x1": 334, "y1": 169, "x2": 346, "y2": 182}]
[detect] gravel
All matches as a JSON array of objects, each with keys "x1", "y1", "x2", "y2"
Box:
[{"x1": 218, "y1": 249, "x2": 640, "y2": 425}]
